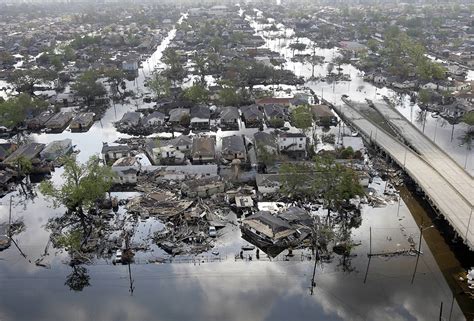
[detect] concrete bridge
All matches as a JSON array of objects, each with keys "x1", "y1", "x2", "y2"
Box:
[{"x1": 336, "y1": 98, "x2": 473, "y2": 250}]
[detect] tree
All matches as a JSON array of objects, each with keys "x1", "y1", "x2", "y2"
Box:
[
  {"x1": 39, "y1": 155, "x2": 116, "y2": 231},
  {"x1": 65, "y1": 264, "x2": 91, "y2": 292},
  {"x1": 289, "y1": 42, "x2": 307, "y2": 55},
  {"x1": 326, "y1": 63, "x2": 334, "y2": 75},
  {"x1": 279, "y1": 155, "x2": 363, "y2": 217},
  {"x1": 418, "y1": 89, "x2": 432, "y2": 105},
  {"x1": 182, "y1": 83, "x2": 209, "y2": 104},
  {"x1": 147, "y1": 73, "x2": 171, "y2": 99},
  {"x1": 103, "y1": 68, "x2": 126, "y2": 100},
  {"x1": 0, "y1": 93, "x2": 48, "y2": 128},
  {"x1": 0, "y1": 52, "x2": 16, "y2": 68},
  {"x1": 313, "y1": 155, "x2": 363, "y2": 218},
  {"x1": 366, "y1": 39, "x2": 379, "y2": 52},
  {"x1": 256, "y1": 142, "x2": 277, "y2": 168},
  {"x1": 291, "y1": 105, "x2": 313, "y2": 135},
  {"x1": 192, "y1": 52, "x2": 208, "y2": 84},
  {"x1": 71, "y1": 70, "x2": 107, "y2": 107},
  {"x1": 218, "y1": 86, "x2": 243, "y2": 106},
  {"x1": 16, "y1": 156, "x2": 33, "y2": 177},
  {"x1": 8, "y1": 69, "x2": 57, "y2": 96},
  {"x1": 461, "y1": 113, "x2": 474, "y2": 127},
  {"x1": 162, "y1": 48, "x2": 186, "y2": 85}
]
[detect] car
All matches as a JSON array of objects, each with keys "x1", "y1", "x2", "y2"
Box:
[
  {"x1": 208, "y1": 226, "x2": 217, "y2": 238},
  {"x1": 115, "y1": 249, "x2": 122, "y2": 263}
]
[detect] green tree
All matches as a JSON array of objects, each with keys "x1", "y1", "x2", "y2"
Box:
[
  {"x1": 256, "y1": 142, "x2": 277, "y2": 168},
  {"x1": 71, "y1": 70, "x2": 107, "y2": 107},
  {"x1": 218, "y1": 86, "x2": 243, "y2": 106},
  {"x1": 192, "y1": 52, "x2": 208, "y2": 84},
  {"x1": 102, "y1": 68, "x2": 126, "y2": 100},
  {"x1": 39, "y1": 155, "x2": 116, "y2": 231},
  {"x1": 162, "y1": 48, "x2": 186, "y2": 85},
  {"x1": 182, "y1": 83, "x2": 209, "y2": 104},
  {"x1": 16, "y1": 156, "x2": 33, "y2": 177},
  {"x1": 147, "y1": 73, "x2": 171, "y2": 99},
  {"x1": 8, "y1": 69, "x2": 57, "y2": 96},
  {"x1": 291, "y1": 105, "x2": 313, "y2": 134},
  {"x1": 0, "y1": 93, "x2": 48, "y2": 128},
  {"x1": 418, "y1": 89, "x2": 432, "y2": 104}
]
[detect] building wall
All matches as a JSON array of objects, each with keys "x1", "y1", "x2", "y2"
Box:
[{"x1": 278, "y1": 136, "x2": 306, "y2": 151}]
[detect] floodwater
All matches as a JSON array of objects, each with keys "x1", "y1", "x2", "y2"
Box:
[
  {"x1": 248, "y1": 10, "x2": 473, "y2": 174},
  {"x1": 0, "y1": 8, "x2": 472, "y2": 321}
]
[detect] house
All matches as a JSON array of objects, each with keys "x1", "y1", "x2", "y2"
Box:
[
  {"x1": 69, "y1": 112, "x2": 95, "y2": 132},
  {"x1": 240, "y1": 105, "x2": 263, "y2": 128},
  {"x1": 278, "y1": 132, "x2": 307, "y2": 158},
  {"x1": 263, "y1": 104, "x2": 286, "y2": 127},
  {"x1": 142, "y1": 111, "x2": 166, "y2": 127},
  {"x1": 181, "y1": 176, "x2": 226, "y2": 198},
  {"x1": 256, "y1": 173, "x2": 281, "y2": 194},
  {"x1": 168, "y1": 108, "x2": 190, "y2": 126},
  {"x1": 26, "y1": 111, "x2": 54, "y2": 130},
  {"x1": 0, "y1": 143, "x2": 18, "y2": 162},
  {"x1": 192, "y1": 136, "x2": 216, "y2": 164},
  {"x1": 112, "y1": 157, "x2": 140, "y2": 185},
  {"x1": 190, "y1": 105, "x2": 210, "y2": 130},
  {"x1": 54, "y1": 93, "x2": 76, "y2": 106},
  {"x1": 113, "y1": 167, "x2": 139, "y2": 185},
  {"x1": 146, "y1": 135, "x2": 192, "y2": 165},
  {"x1": 101, "y1": 143, "x2": 132, "y2": 163},
  {"x1": 118, "y1": 112, "x2": 141, "y2": 128},
  {"x1": 45, "y1": 112, "x2": 74, "y2": 132},
  {"x1": 241, "y1": 211, "x2": 295, "y2": 241},
  {"x1": 40, "y1": 139, "x2": 73, "y2": 162},
  {"x1": 3, "y1": 143, "x2": 45, "y2": 164},
  {"x1": 256, "y1": 97, "x2": 292, "y2": 106},
  {"x1": 219, "y1": 106, "x2": 240, "y2": 130},
  {"x1": 221, "y1": 135, "x2": 247, "y2": 161},
  {"x1": 122, "y1": 56, "x2": 139, "y2": 75},
  {"x1": 311, "y1": 104, "x2": 337, "y2": 126}
]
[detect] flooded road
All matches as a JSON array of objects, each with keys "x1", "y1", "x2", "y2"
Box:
[{"x1": 0, "y1": 9, "x2": 472, "y2": 321}]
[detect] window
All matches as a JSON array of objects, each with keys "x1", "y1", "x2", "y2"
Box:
[{"x1": 299, "y1": 138, "x2": 303, "y2": 141}]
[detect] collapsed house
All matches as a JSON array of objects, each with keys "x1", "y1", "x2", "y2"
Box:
[
  {"x1": 181, "y1": 176, "x2": 226, "y2": 198},
  {"x1": 240, "y1": 207, "x2": 312, "y2": 257}
]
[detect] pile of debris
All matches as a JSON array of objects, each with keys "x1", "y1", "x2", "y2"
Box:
[{"x1": 127, "y1": 172, "x2": 235, "y2": 255}]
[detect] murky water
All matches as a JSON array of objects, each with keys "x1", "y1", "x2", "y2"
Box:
[
  {"x1": 247, "y1": 12, "x2": 473, "y2": 174},
  {"x1": 0, "y1": 9, "x2": 471, "y2": 321}
]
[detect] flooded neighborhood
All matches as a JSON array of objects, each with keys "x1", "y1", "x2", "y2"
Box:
[{"x1": 0, "y1": 0, "x2": 473, "y2": 320}]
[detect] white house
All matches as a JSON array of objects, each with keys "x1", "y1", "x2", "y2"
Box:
[
  {"x1": 101, "y1": 143, "x2": 132, "y2": 162},
  {"x1": 142, "y1": 111, "x2": 165, "y2": 127},
  {"x1": 278, "y1": 132, "x2": 307, "y2": 158},
  {"x1": 112, "y1": 156, "x2": 140, "y2": 184},
  {"x1": 122, "y1": 59, "x2": 139, "y2": 72},
  {"x1": 147, "y1": 136, "x2": 192, "y2": 165}
]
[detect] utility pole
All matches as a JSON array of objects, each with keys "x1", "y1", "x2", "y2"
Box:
[
  {"x1": 439, "y1": 301, "x2": 443, "y2": 321},
  {"x1": 310, "y1": 223, "x2": 318, "y2": 295},
  {"x1": 364, "y1": 227, "x2": 372, "y2": 284},
  {"x1": 8, "y1": 195, "x2": 12, "y2": 237}
]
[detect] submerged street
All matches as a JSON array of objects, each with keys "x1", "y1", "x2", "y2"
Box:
[{"x1": 0, "y1": 1, "x2": 473, "y2": 321}]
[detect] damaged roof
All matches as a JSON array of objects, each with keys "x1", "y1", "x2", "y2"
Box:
[{"x1": 222, "y1": 135, "x2": 246, "y2": 154}]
